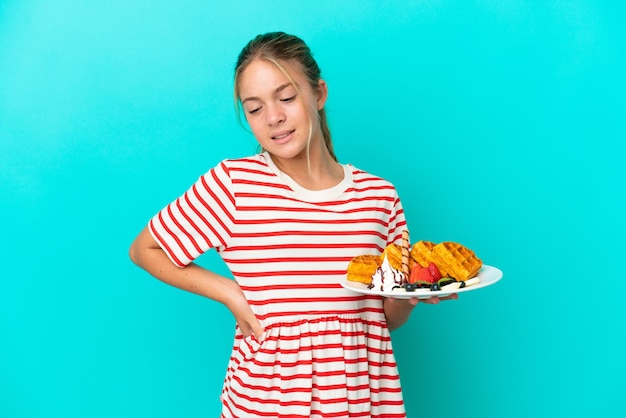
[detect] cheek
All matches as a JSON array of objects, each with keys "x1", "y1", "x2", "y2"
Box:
[
  {"x1": 246, "y1": 119, "x2": 267, "y2": 141},
  {"x1": 245, "y1": 116, "x2": 261, "y2": 131}
]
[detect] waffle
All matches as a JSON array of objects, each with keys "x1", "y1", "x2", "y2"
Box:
[
  {"x1": 383, "y1": 243, "x2": 416, "y2": 272},
  {"x1": 346, "y1": 254, "x2": 381, "y2": 285},
  {"x1": 410, "y1": 240, "x2": 436, "y2": 268},
  {"x1": 430, "y1": 242, "x2": 482, "y2": 281}
]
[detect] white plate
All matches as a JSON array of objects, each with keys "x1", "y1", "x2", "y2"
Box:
[{"x1": 340, "y1": 265, "x2": 503, "y2": 299}]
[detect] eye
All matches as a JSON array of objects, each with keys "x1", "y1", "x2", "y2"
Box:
[
  {"x1": 247, "y1": 106, "x2": 262, "y2": 115},
  {"x1": 280, "y1": 95, "x2": 296, "y2": 103}
]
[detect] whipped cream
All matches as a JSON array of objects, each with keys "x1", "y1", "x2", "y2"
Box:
[{"x1": 368, "y1": 255, "x2": 405, "y2": 292}]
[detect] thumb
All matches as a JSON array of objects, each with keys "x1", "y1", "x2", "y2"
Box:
[{"x1": 240, "y1": 317, "x2": 264, "y2": 340}]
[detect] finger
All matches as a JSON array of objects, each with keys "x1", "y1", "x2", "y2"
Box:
[
  {"x1": 239, "y1": 325, "x2": 253, "y2": 338},
  {"x1": 423, "y1": 296, "x2": 440, "y2": 304},
  {"x1": 253, "y1": 324, "x2": 264, "y2": 340},
  {"x1": 385, "y1": 297, "x2": 412, "y2": 304},
  {"x1": 391, "y1": 297, "x2": 419, "y2": 306},
  {"x1": 241, "y1": 318, "x2": 263, "y2": 339},
  {"x1": 238, "y1": 316, "x2": 264, "y2": 339},
  {"x1": 241, "y1": 325, "x2": 264, "y2": 340}
]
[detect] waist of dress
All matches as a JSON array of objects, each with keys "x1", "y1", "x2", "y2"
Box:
[
  {"x1": 268, "y1": 312, "x2": 386, "y2": 328},
  {"x1": 252, "y1": 311, "x2": 389, "y2": 336},
  {"x1": 234, "y1": 312, "x2": 391, "y2": 344},
  {"x1": 249, "y1": 296, "x2": 385, "y2": 325}
]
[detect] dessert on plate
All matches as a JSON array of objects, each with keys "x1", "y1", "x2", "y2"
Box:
[{"x1": 345, "y1": 231, "x2": 483, "y2": 294}]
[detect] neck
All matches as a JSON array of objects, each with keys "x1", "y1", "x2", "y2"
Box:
[{"x1": 270, "y1": 141, "x2": 343, "y2": 191}]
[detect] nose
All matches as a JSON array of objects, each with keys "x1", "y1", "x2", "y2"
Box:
[{"x1": 265, "y1": 104, "x2": 285, "y2": 126}]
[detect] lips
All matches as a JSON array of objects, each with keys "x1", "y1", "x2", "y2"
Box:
[{"x1": 271, "y1": 129, "x2": 295, "y2": 140}]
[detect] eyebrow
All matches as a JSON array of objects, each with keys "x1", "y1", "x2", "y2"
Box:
[{"x1": 241, "y1": 82, "x2": 295, "y2": 104}]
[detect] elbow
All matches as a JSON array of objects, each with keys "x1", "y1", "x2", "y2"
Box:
[
  {"x1": 129, "y1": 226, "x2": 163, "y2": 268},
  {"x1": 129, "y1": 232, "x2": 148, "y2": 266},
  {"x1": 129, "y1": 240, "x2": 140, "y2": 266}
]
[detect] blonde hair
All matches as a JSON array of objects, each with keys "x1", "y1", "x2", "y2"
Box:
[{"x1": 234, "y1": 32, "x2": 336, "y2": 161}]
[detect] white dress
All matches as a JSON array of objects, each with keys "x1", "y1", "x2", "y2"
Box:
[{"x1": 150, "y1": 153, "x2": 408, "y2": 417}]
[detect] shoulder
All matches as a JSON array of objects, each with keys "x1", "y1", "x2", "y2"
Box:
[
  {"x1": 206, "y1": 153, "x2": 273, "y2": 179},
  {"x1": 346, "y1": 164, "x2": 398, "y2": 192},
  {"x1": 199, "y1": 153, "x2": 286, "y2": 196}
]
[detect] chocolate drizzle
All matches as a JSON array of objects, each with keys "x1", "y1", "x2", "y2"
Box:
[{"x1": 368, "y1": 263, "x2": 405, "y2": 291}]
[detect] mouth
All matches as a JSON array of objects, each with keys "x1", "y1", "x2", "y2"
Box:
[{"x1": 271, "y1": 130, "x2": 295, "y2": 140}]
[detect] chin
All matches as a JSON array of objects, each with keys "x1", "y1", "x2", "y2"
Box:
[{"x1": 265, "y1": 143, "x2": 309, "y2": 160}]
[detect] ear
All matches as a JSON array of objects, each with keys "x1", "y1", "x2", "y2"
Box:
[{"x1": 316, "y1": 79, "x2": 328, "y2": 110}]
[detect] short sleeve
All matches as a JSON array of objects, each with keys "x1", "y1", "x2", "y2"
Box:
[
  {"x1": 387, "y1": 190, "x2": 408, "y2": 246},
  {"x1": 148, "y1": 161, "x2": 236, "y2": 267}
]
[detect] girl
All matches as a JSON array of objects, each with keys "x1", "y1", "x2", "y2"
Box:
[{"x1": 130, "y1": 31, "x2": 454, "y2": 417}]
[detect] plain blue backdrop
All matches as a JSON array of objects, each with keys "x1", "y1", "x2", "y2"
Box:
[{"x1": 1, "y1": 1, "x2": 624, "y2": 417}]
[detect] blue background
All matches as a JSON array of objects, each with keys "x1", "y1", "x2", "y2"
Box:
[{"x1": 1, "y1": 1, "x2": 624, "y2": 417}]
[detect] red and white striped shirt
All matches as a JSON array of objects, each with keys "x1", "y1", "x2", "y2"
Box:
[{"x1": 150, "y1": 153, "x2": 408, "y2": 417}]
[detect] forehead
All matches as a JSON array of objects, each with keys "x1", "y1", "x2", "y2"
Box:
[{"x1": 237, "y1": 59, "x2": 304, "y2": 98}]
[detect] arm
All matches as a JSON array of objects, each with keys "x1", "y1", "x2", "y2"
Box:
[
  {"x1": 383, "y1": 297, "x2": 418, "y2": 332},
  {"x1": 383, "y1": 294, "x2": 459, "y2": 332},
  {"x1": 129, "y1": 226, "x2": 263, "y2": 338}
]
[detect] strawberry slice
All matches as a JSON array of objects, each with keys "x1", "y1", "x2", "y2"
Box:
[
  {"x1": 427, "y1": 262, "x2": 442, "y2": 282},
  {"x1": 410, "y1": 264, "x2": 433, "y2": 284},
  {"x1": 409, "y1": 264, "x2": 423, "y2": 284}
]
